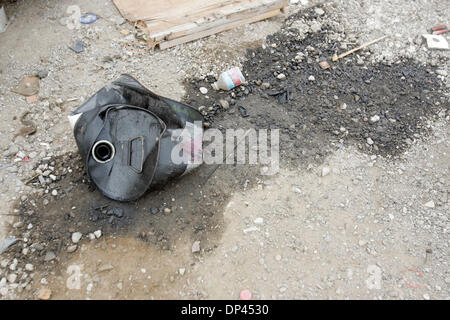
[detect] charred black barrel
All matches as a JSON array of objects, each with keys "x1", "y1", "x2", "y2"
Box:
[{"x1": 69, "y1": 74, "x2": 203, "y2": 201}]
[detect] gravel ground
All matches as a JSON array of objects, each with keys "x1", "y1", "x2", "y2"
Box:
[{"x1": 0, "y1": 0, "x2": 448, "y2": 299}]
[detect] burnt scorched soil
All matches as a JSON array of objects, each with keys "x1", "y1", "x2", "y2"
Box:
[
  {"x1": 184, "y1": 8, "x2": 448, "y2": 167},
  {"x1": 6, "y1": 152, "x2": 260, "y2": 297},
  {"x1": 4, "y1": 6, "x2": 449, "y2": 298}
]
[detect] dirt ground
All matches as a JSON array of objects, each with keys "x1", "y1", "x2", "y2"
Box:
[{"x1": 0, "y1": 0, "x2": 449, "y2": 300}]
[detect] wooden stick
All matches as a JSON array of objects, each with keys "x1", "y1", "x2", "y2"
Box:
[
  {"x1": 332, "y1": 35, "x2": 387, "y2": 62},
  {"x1": 159, "y1": 9, "x2": 281, "y2": 49}
]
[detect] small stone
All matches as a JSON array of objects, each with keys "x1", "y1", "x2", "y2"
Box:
[
  {"x1": 88, "y1": 233, "x2": 96, "y2": 240},
  {"x1": 319, "y1": 61, "x2": 330, "y2": 70},
  {"x1": 98, "y1": 264, "x2": 114, "y2": 272},
  {"x1": 163, "y1": 208, "x2": 171, "y2": 214},
  {"x1": 38, "y1": 288, "x2": 52, "y2": 300},
  {"x1": 7, "y1": 274, "x2": 17, "y2": 283},
  {"x1": 321, "y1": 167, "x2": 330, "y2": 177},
  {"x1": 93, "y1": 230, "x2": 102, "y2": 239},
  {"x1": 254, "y1": 217, "x2": 264, "y2": 225},
  {"x1": 219, "y1": 99, "x2": 229, "y2": 110},
  {"x1": 424, "y1": 201, "x2": 435, "y2": 208},
  {"x1": 366, "y1": 137, "x2": 374, "y2": 145},
  {"x1": 423, "y1": 293, "x2": 430, "y2": 300},
  {"x1": 358, "y1": 240, "x2": 367, "y2": 247},
  {"x1": 26, "y1": 95, "x2": 38, "y2": 104},
  {"x1": 38, "y1": 69, "x2": 49, "y2": 79},
  {"x1": 199, "y1": 87, "x2": 208, "y2": 94},
  {"x1": 13, "y1": 221, "x2": 23, "y2": 228},
  {"x1": 0, "y1": 287, "x2": 8, "y2": 296},
  {"x1": 369, "y1": 115, "x2": 380, "y2": 123},
  {"x1": 179, "y1": 268, "x2": 185, "y2": 276},
  {"x1": 44, "y1": 251, "x2": 56, "y2": 262},
  {"x1": 310, "y1": 21, "x2": 322, "y2": 33},
  {"x1": 308, "y1": 75, "x2": 315, "y2": 81},
  {"x1": 51, "y1": 189, "x2": 58, "y2": 196},
  {"x1": 314, "y1": 8, "x2": 325, "y2": 15},
  {"x1": 277, "y1": 73, "x2": 286, "y2": 80},
  {"x1": 71, "y1": 232, "x2": 82, "y2": 244},
  {"x1": 67, "y1": 245, "x2": 77, "y2": 253},
  {"x1": 275, "y1": 255, "x2": 282, "y2": 261},
  {"x1": 192, "y1": 241, "x2": 201, "y2": 253},
  {"x1": 25, "y1": 264, "x2": 34, "y2": 271}
]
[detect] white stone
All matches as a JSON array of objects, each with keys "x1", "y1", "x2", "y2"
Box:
[
  {"x1": 71, "y1": 232, "x2": 82, "y2": 244},
  {"x1": 370, "y1": 115, "x2": 380, "y2": 123},
  {"x1": 25, "y1": 264, "x2": 34, "y2": 271},
  {"x1": 7, "y1": 274, "x2": 17, "y2": 283},
  {"x1": 254, "y1": 217, "x2": 264, "y2": 224},
  {"x1": 314, "y1": 8, "x2": 325, "y2": 15},
  {"x1": 321, "y1": 167, "x2": 330, "y2": 177},
  {"x1": 424, "y1": 201, "x2": 435, "y2": 208},
  {"x1": 93, "y1": 230, "x2": 102, "y2": 239},
  {"x1": 191, "y1": 241, "x2": 201, "y2": 253}
]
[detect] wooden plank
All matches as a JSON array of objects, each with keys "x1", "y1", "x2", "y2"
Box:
[
  {"x1": 149, "y1": 0, "x2": 287, "y2": 41},
  {"x1": 158, "y1": 8, "x2": 282, "y2": 50},
  {"x1": 113, "y1": 0, "x2": 249, "y2": 22},
  {"x1": 143, "y1": 0, "x2": 265, "y2": 35}
]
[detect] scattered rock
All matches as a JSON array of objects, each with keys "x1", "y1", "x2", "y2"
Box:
[
  {"x1": 44, "y1": 251, "x2": 56, "y2": 262},
  {"x1": 369, "y1": 115, "x2": 380, "y2": 123},
  {"x1": 93, "y1": 230, "x2": 102, "y2": 239},
  {"x1": 67, "y1": 245, "x2": 78, "y2": 253},
  {"x1": 98, "y1": 264, "x2": 114, "y2": 272},
  {"x1": 424, "y1": 201, "x2": 435, "y2": 208},
  {"x1": 7, "y1": 273, "x2": 17, "y2": 283},
  {"x1": 69, "y1": 41, "x2": 85, "y2": 53},
  {"x1": 314, "y1": 8, "x2": 325, "y2": 15},
  {"x1": 71, "y1": 232, "x2": 82, "y2": 244},
  {"x1": 321, "y1": 167, "x2": 330, "y2": 177},
  {"x1": 199, "y1": 87, "x2": 208, "y2": 94},
  {"x1": 254, "y1": 217, "x2": 264, "y2": 224},
  {"x1": 219, "y1": 99, "x2": 229, "y2": 110},
  {"x1": 25, "y1": 264, "x2": 34, "y2": 271},
  {"x1": 191, "y1": 241, "x2": 201, "y2": 253},
  {"x1": 319, "y1": 61, "x2": 330, "y2": 70}
]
